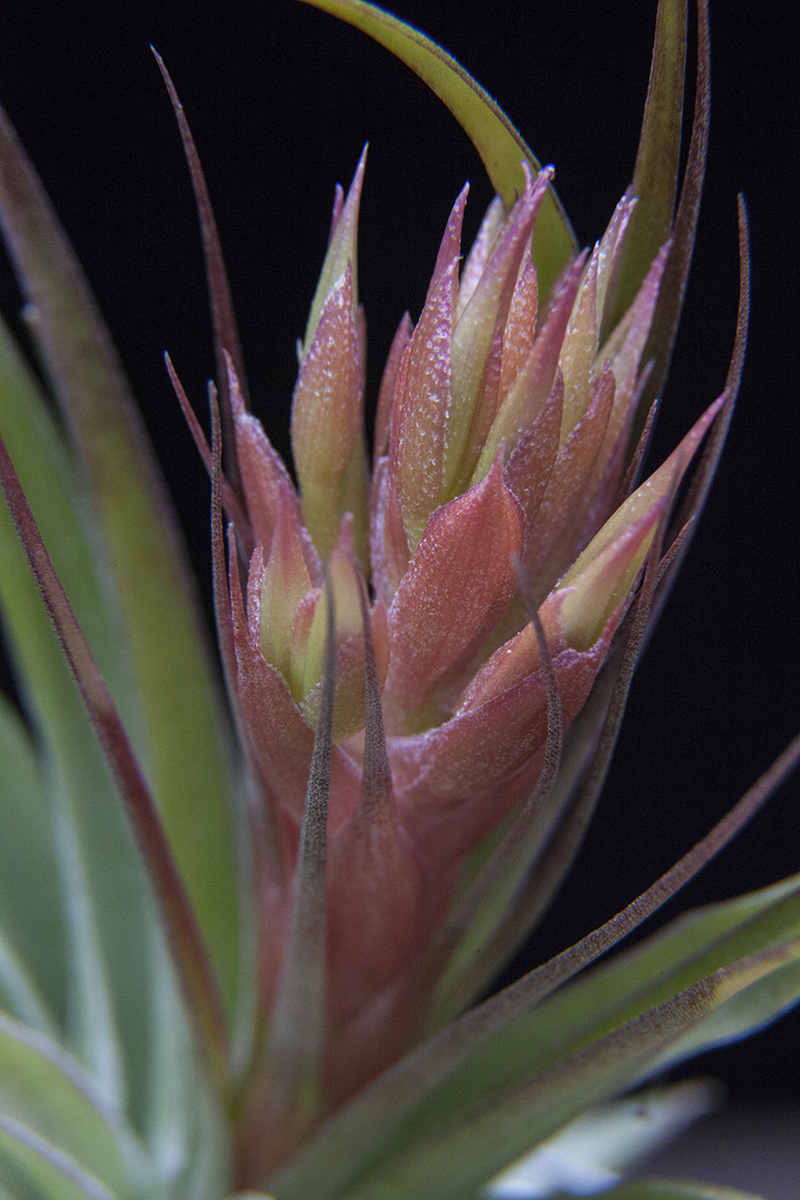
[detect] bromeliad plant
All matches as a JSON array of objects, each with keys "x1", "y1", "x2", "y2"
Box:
[{"x1": 0, "y1": 1, "x2": 798, "y2": 1198}]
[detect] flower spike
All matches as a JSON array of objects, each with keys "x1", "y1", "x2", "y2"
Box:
[{"x1": 198, "y1": 77, "x2": 764, "y2": 1141}]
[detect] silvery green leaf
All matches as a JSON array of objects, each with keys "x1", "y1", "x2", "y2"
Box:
[
  {"x1": 0, "y1": 101, "x2": 240, "y2": 1026},
  {"x1": 488, "y1": 1080, "x2": 718, "y2": 1199}
]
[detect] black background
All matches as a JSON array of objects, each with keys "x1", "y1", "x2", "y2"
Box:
[{"x1": 0, "y1": 2, "x2": 797, "y2": 1102}]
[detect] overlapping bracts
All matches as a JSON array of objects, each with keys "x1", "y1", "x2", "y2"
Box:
[{"x1": 221, "y1": 155, "x2": 721, "y2": 1048}]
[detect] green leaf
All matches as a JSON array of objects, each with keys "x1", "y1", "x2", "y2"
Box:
[
  {"x1": 488, "y1": 1080, "x2": 716, "y2": 1199},
  {"x1": 599, "y1": 1180, "x2": 766, "y2": 1200},
  {"x1": 272, "y1": 876, "x2": 800, "y2": 1200},
  {"x1": 295, "y1": 0, "x2": 577, "y2": 298},
  {"x1": 0, "y1": 1121, "x2": 120, "y2": 1200},
  {"x1": 328, "y1": 946, "x2": 796, "y2": 1200},
  {"x1": 0, "y1": 434, "x2": 138, "y2": 1117},
  {"x1": 0, "y1": 310, "x2": 146, "y2": 742},
  {"x1": 0, "y1": 931, "x2": 59, "y2": 1043},
  {"x1": 605, "y1": 0, "x2": 688, "y2": 332},
  {"x1": 0, "y1": 426, "x2": 230, "y2": 1087},
  {"x1": 543, "y1": 873, "x2": 800, "y2": 1084},
  {"x1": 0, "y1": 693, "x2": 64, "y2": 1031},
  {"x1": 0, "y1": 102, "x2": 241, "y2": 1023},
  {"x1": 0, "y1": 1014, "x2": 134, "y2": 1200},
  {"x1": 651, "y1": 954, "x2": 800, "y2": 1077},
  {"x1": 404, "y1": 875, "x2": 800, "y2": 1140},
  {"x1": 138, "y1": 933, "x2": 231, "y2": 1200},
  {"x1": 0, "y1": 354, "x2": 198, "y2": 1132},
  {"x1": 605, "y1": 0, "x2": 712, "y2": 432},
  {"x1": 0, "y1": 119, "x2": 239, "y2": 1163}
]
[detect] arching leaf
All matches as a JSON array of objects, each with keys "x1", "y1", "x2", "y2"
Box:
[{"x1": 296, "y1": 0, "x2": 577, "y2": 296}]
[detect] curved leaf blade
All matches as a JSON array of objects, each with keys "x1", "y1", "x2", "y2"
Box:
[
  {"x1": 0, "y1": 442, "x2": 142, "y2": 1114},
  {"x1": 611, "y1": 0, "x2": 711, "y2": 427},
  {"x1": 0, "y1": 1014, "x2": 133, "y2": 1199},
  {"x1": 0, "y1": 1120, "x2": 119, "y2": 1200},
  {"x1": 0, "y1": 431, "x2": 230, "y2": 1086},
  {"x1": 270, "y1": 736, "x2": 800, "y2": 1200},
  {"x1": 0, "y1": 313, "x2": 142, "y2": 736},
  {"x1": 379, "y1": 875, "x2": 800, "y2": 1177},
  {"x1": 335, "y1": 944, "x2": 798, "y2": 1200},
  {"x1": 0, "y1": 293, "x2": 223, "y2": 1128},
  {"x1": 650, "y1": 955, "x2": 800, "y2": 1079},
  {"x1": 0, "y1": 102, "x2": 240, "y2": 1021},
  {"x1": 488, "y1": 1081, "x2": 717, "y2": 1200},
  {"x1": 295, "y1": 0, "x2": 577, "y2": 296}
]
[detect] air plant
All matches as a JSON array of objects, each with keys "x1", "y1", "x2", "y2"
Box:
[{"x1": 0, "y1": 1, "x2": 797, "y2": 1198}]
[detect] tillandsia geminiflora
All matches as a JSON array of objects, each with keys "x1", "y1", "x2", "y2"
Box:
[{"x1": 0, "y1": 1, "x2": 798, "y2": 1198}]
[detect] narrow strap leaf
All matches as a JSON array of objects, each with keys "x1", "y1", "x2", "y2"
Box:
[
  {"x1": 646, "y1": 193, "x2": 748, "y2": 637},
  {"x1": 166, "y1": 353, "x2": 251, "y2": 539},
  {"x1": 0, "y1": 692, "x2": 64, "y2": 1032},
  {"x1": 0, "y1": 1118, "x2": 120, "y2": 1200},
  {"x1": 272, "y1": 731, "x2": 800, "y2": 1200},
  {"x1": 604, "y1": 0, "x2": 688, "y2": 335},
  {"x1": 0, "y1": 101, "x2": 240, "y2": 1020},
  {"x1": 672, "y1": 193, "x2": 748, "y2": 536},
  {"x1": 152, "y1": 49, "x2": 250, "y2": 509},
  {"x1": 295, "y1": 0, "x2": 577, "y2": 297},
  {"x1": 627, "y1": 0, "x2": 711, "y2": 423},
  {"x1": 0, "y1": 433, "x2": 230, "y2": 1087},
  {"x1": 341, "y1": 947, "x2": 797, "y2": 1200},
  {"x1": 0, "y1": 929, "x2": 59, "y2": 1038}
]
